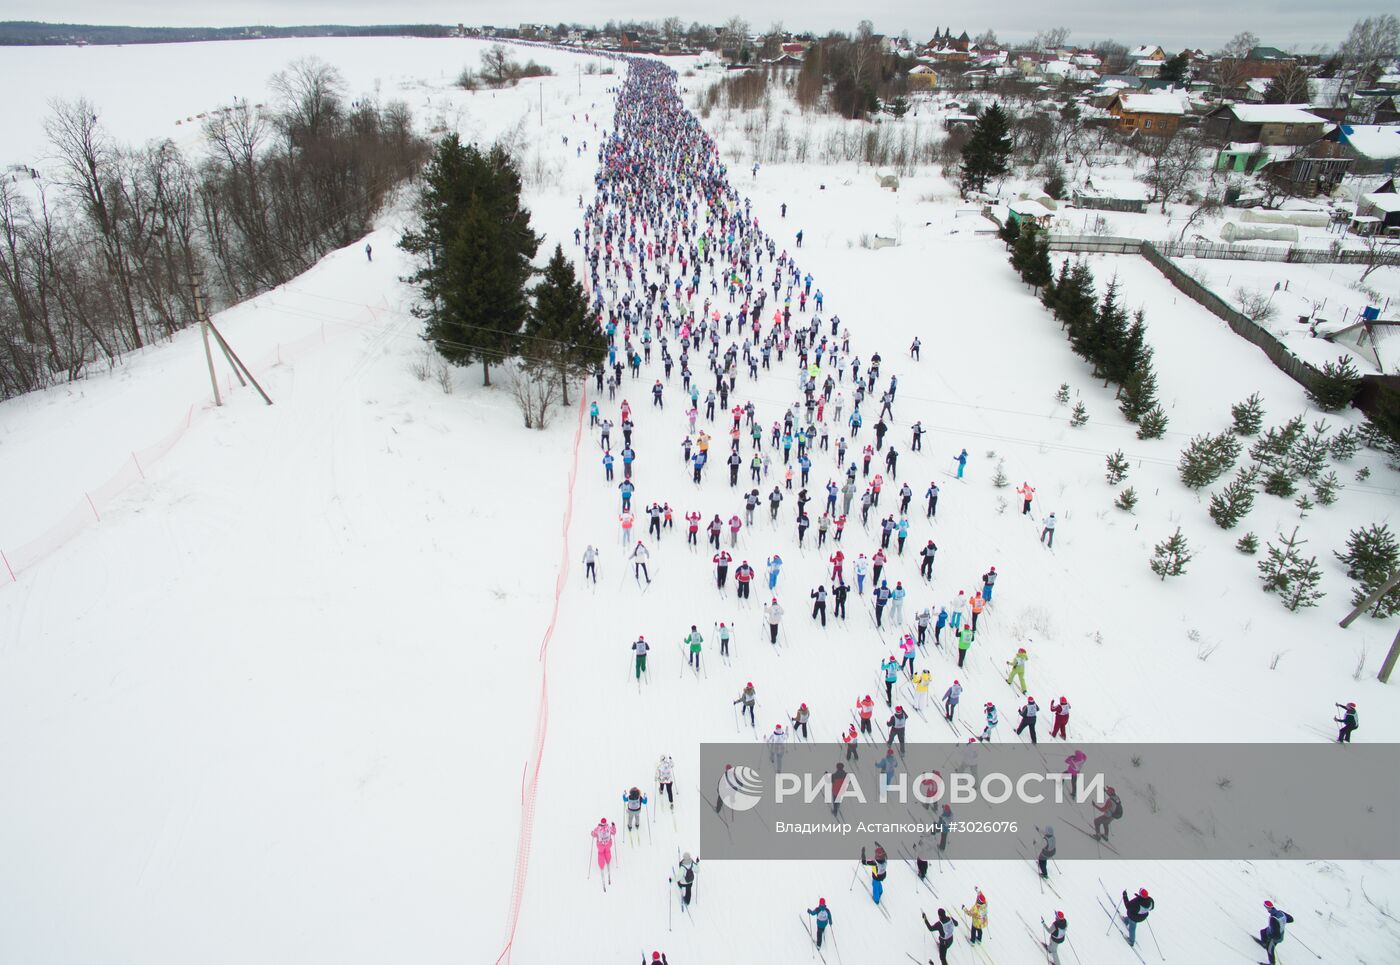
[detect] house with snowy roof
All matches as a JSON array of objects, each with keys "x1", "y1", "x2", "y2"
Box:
[
  {"x1": 1107, "y1": 91, "x2": 1186, "y2": 134},
  {"x1": 1202, "y1": 104, "x2": 1330, "y2": 146}
]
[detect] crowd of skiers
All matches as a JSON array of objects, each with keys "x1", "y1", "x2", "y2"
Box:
[{"x1": 559, "y1": 53, "x2": 1328, "y2": 965}]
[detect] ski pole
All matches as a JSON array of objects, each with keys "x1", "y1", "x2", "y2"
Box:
[
  {"x1": 667, "y1": 876, "x2": 673, "y2": 932},
  {"x1": 587, "y1": 838, "x2": 593, "y2": 879},
  {"x1": 1286, "y1": 932, "x2": 1323, "y2": 959},
  {"x1": 1145, "y1": 919, "x2": 1165, "y2": 961}
]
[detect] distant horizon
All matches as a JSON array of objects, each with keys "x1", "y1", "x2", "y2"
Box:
[{"x1": 2, "y1": 3, "x2": 1393, "y2": 53}]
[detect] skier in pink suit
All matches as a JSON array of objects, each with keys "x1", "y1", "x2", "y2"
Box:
[{"x1": 592, "y1": 818, "x2": 617, "y2": 871}]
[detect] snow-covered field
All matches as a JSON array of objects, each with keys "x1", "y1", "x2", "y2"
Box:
[{"x1": 1, "y1": 38, "x2": 1398, "y2": 965}]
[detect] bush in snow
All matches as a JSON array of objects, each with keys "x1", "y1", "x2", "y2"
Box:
[
  {"x1": 1178, "y1": 432, "x2": 1241, "y2": 489},
  {"x1": 1230, "y1": 392, "x2": 1265, "y2": 436},
  {"x1": 1335, "y1": 524, "x2": 1400, "y2": 618},
  {"x1": 1150, "y1": 528, "x2": 1193, "y2": 580},
  {"x1": 992, "y1": 460, "x2": 1009, "y2": 488},
  {"x1": 1305, "y1": 356, "x2": 1361, "y2": 412},
  {"x1": 1115, "y1": 486, "x2": 1138, "y2": 512},
  {"x1": 1105, "y1": 450, "x2": 1129, "y2": 485},
  {"x1": 1262, "y1": 466, "x2": 1298, "y2": 497},
  {"x1": 1236, "y1": 532, "x2": 1259, "y2": 555},
  {"x1": 1136, "y1": 406, "x2": 1169, "y2": 439},
  {"x1": 1258, "y1": 527, "x2": 1325, "y2": 611},
  {"x1": 1070, "y1": 401, "x2": 1089, "y2": 427}
]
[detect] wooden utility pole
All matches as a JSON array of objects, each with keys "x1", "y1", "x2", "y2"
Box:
[
  {"x1": 1338, "y1": 570, "x2": 1400, "y2": 683},
  {"x1": 192, "y1": 276, "x2": 222, "y2": 407},
  {"x1": 192, "y1": 272, "x2": 273, "y2": 407}
]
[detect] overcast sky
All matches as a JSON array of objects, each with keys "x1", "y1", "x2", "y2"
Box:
[{"x1": 8, "y1": 1, "x2": 1394, "y2": 51}]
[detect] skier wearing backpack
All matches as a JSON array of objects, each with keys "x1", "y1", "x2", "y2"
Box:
[
  {"x1": 1121, "y1": 888, "x2": 1154, "y2": 947},
  {"x1": 1335, "y1": 701, "x2": 1359, "y2": 742},
  {"x1": 622, "y1": 786, "x2": 647, "y2": 831},
  {"x1": 1092, "y1": 787, "x2": 1124, "y2": 840},
  {"x1": 656, "y1": 755, "x2": 675, "y2": 807},
  {"x1": 806, "y1": 898, "x2": 833, "y2": 948},
  {"x1": 1256, "y1": 900, "x2": 1294, "y2": 965}
]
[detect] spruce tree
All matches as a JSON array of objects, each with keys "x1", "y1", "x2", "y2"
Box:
[
  {"x1": 1259, "y1": 527, "x2": 1325, "y2": 611},
  {"x1": 1136, "y1": 405, "x2": 1169, "y2": 439},
  {"x1": 1150, "y1": 528, "x2": 1194, "y2": 580},
  {"x1": 1044, "y1": 260, "x2": 1071, "y2": 313},
  {"x1": 1057, "y1": 262, "x2": 1097, "y2": 345},
  {"x1": 1107, "y1": 310, "x2": 1149, "y2": 390},
  {"x1": 527, "y1": 244, "x2": 606, "y2": 406},
  {"x1": 1311, "y1": 470, "x2": 1340, "y2": 506},
  {"x1": 1208, "y1": 467, "x2": 1256, "y2": 529},
  {"x1": 1115, "y1": 486, "x2": 1138, "y2": 512},
  {"x1": 1024, "y1": 229, "x2": 1054, "y2": 294},
  {"x1": 1178, "y1": 432, "x2": 1241, "y2": 489},
  {"x1": 400, "y1": 135, "x2": 540, "y2": 386},
  {"x1": 1105, "y1": 449, "x2": 1129, "y2": 485},
  {"x1": 1070, "y1": 401, "x2": 1089, "y2": 426},
  {"x1": 992, "y1": 459, "x2": 1009, "y2": 488},
  {"x1": 1335, "y1": 524, "x2": 1400, "y2": 617},
  {"x1": 1010, "y1": 221, "x2": 1039, "y2": 276},
  {"x1": 1305, "y1": 356, "x2": 1361, "y2": 412},
  {"x1": 1055, "y1": 382, "x2": 1071, "y2": 404},
  {"x1": 1328, "y1": 426, "x2": 1359, "y2": 462},
  {"x1": 1236, "y1": 532, "x2": 1259, "y2": 555},
  {"x1": 959, "y1": 102, "x2": 1012, "y2": 196},
  {"x1": 1118, "y1": 357, "x2": 1159, "y2": 424},
  {"x1": 1230, "y1": 392, "x2": 1265, "y2": 436}
]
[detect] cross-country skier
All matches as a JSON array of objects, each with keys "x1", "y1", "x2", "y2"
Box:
[
  {"x1": 766, "y1": 723, "x2": 788, "y2": 770},
  {"x1": 633, "y1": 635, "x2": 649, "y2": 680},
  {"x1": 1016, "y1": 696, "x2": 1040, "y2": 744},
  {"x1": 934, "y1": 606, "x2": 949, "y2": 645},
  {"x1": 969, "y1": 591, "x2": 985, "y2": 630},
  {"x1": 833, "y1": 580, "x2": 849, "y2": 620},
  {"x1": 735, "y1": 560, "x2": 754, "y2": 599},
  {"x1": 854, "y1": 553, "x2": 870, "y2": 595},
  {"x1": 1335, "y1": 701, "x2": 1359, "y2": 742},
  {"x1": 1092, "y1": 787, "x2": 1123, "y2": 840},
  {"x1": 1017, "y1": 481, "x2": 1035, "y2": 515},
  {"x1": 926, "y1": 481, "x2": 940, "y2": 518},
  {"x1": 920, "y1": 540, "x2": 938, "y2": 580},
  {"x1": 843, "y1": 724, "x2": 859, "y2": 761},
  {"x1": 1041, "y1": 512, "x2": 1056, "y2": 548},
  {"x1": 953, "y1": 449, "x2": 968, "y2": 479},
  {"x1": 981, "y1": 565, "x2": 997, "y2": 602},
  {"x1": 963, "y1": 891, "x2": 988, "y2": 945},
  {"x1": 676, "y1": 853, "x2": 697, "y2": 906},
  {"x1": 765, "y1": 598, "x2": 785, "y2": 644},
  {"x1": 1256, "y1": 900, "x2": 1294, "y2": 965},
  {"x1": 713, "y1": 550, "x2": 732, "y2": 589},
  {"x1": 857, "y1": 695, "x2": 875, "y2": 736},
  {"x1": 792, "y1": 703, "x2": 811, "y2": 739},
  {"x1": 887, "y1": 706, "x2": 908, "y2": 754},
  {"x1": 810, "y1": 585, "x2": 828, "y2": 626},
  {"x1": 949, "y1": 591, "x2": 967, "y2": 630},
  {"x1": 979, "y1": 701, "x2": 998, "y2": 742},
  {"x1": 1036, "y1": 825, "x2": 1056, "y2": 878},
  {"x1": 645, "y1": 951, "x2": 669, "y2": 965},
  {"x1": 943, "y1": 680, "x2": 962, "y2": 721},
  {"x1": 859, "y1": 845, "x2": 888, "y2": 903},
  {"x1": 1044, "y1": 911, "x2": 1068, "y2": 965},
  {"x1": 1006, "y1": 647, "x2": 1029, "y2": 693},
  {"x1": 915, "y1": 606, "x2": 932, "y2": 646},
  {"x1": 922, "y1": 909, "x2": 957, "y2": 965},
  {"x1": 685, "y1": 625, "x2": 704, "y2": 670},
  {"x1": 630, "y1": 540, "x2": 652, "y2": 583},
  {"x1": 583, "y1": 544, "x2": 598, "y2": 582},
  {"x1": 1121, "y1": 888, "x2": 1153, "y2": 947},
  {"x1": 899, "y1": 633, "x2": 917, "y2": 677},
  {"x1": 881, "y1": 655, "x2": 899, "y2": 705},
  {"x1": 1049, "y1": 697, "x2": 1070, "y2": 739},
  {"x1": 874, "y1": 581, "x2": 893, "y2": 627},
  {"x1": 592, "y1": 818, "x2": 617, "y2": 880},
  {"x1": 913, "y1": 670, "x2": 931, "y2": 713},
  {"x1": 767, "y1": 554, "x2": 784, "y2": 590},
  {"x1": 806, "y1": 899, "x2": 833, "y2": 949},
  {"x1": 623, "y1": 787, "x2": 648, "y2": 831},
  {"x1": 956, "y1": 624, "x2": 975, "y2": 667},
  {"x1": 734, "y1": 683, "x2": 757, "y2": 727},
  {"x1": 656, "y1": 755, "x2": 675, "y2": 807}
]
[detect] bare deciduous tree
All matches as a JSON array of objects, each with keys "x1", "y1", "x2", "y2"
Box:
[{"x1": 1136, "y1": 128, "x2": 1205, "y2": 213}]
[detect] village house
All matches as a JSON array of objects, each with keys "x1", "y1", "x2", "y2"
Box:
[
  {"x1": 1202, "y1": 104, "x2": 1331, "y2": 146},
  {"x1": 1107, "y1": 91, "x2": 1186, "y2": 134}
]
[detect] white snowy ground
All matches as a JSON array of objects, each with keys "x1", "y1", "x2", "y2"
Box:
[
  {"x1": 1167, "y1": 258, "x2": 1400, "y2": 372},
  {"x1": 0, "y1": 39, "x2": 1398, "y2": 965}
]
